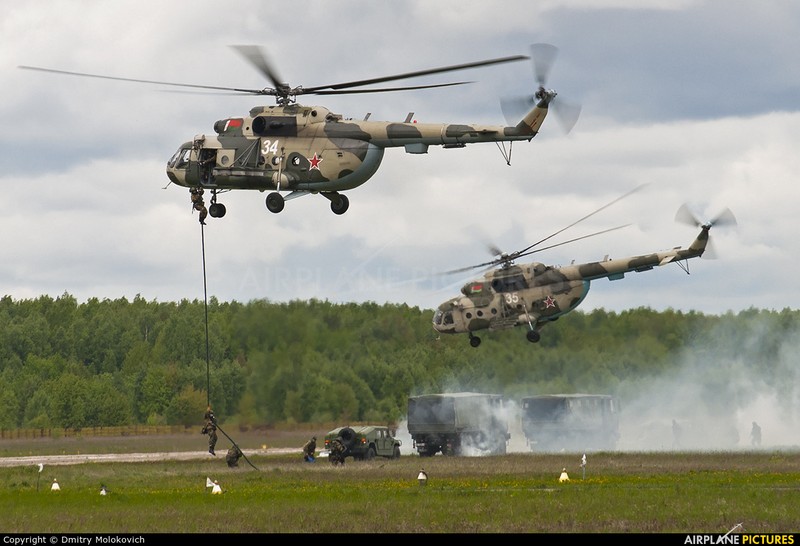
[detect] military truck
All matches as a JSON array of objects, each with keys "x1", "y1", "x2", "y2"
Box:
[
  {"x1": 520, "y1": 394, "x2": 620, "y2": 452},
  {"x1": 322, "y1": 425, "x2": 402, "y2": 462},
  {"x1": 407, "y1": 392, "x2": 510, "y2": 456}
]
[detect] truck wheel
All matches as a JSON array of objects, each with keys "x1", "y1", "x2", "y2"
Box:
[
  {"x1": 364, "y1": 447, "x2": 376, "y2": 460},
  {"x1": 393, "y1": 446, "x2": 401, "y2": 459}
]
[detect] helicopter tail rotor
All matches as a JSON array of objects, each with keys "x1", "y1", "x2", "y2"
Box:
[
  {"x1": 500, "y1": 43, "x2": 582, "y2": 134},
  {"x1": 675, "y1": 203, "x2": 737, "y2": 229},
  {"x1": 675, "y1": 203, "x2": 737, "y2": 259},
  {"x1": 531, "y1": 42, "x2": 558, "y2": 88}
]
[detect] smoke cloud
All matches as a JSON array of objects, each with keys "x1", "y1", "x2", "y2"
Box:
[{"x1": 400, "y1": 315, "x2": 800, "y2": 455}]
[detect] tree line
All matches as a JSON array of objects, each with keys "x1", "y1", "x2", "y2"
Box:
[{"x1": 0, "y1": 293, "x2": 796, "y2": 430}]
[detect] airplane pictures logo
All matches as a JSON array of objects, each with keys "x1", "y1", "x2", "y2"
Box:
[{"x1": 684, "y1": 534, "x2": 795, "y2": 545}]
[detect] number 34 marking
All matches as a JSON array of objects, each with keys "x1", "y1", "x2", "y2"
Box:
[{"x1": 261, "y1": 139, "x2": 280, "y2": 155}]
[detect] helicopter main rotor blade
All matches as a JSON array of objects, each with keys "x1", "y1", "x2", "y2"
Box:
[
  {"x1": 512, "y1": 224, "x2": 632, "y2": 261},
  {"x1": 230, "y1": 45, "x2": 287, "y2": 91},
  {"x1": 301, "y1": 55, "x2": 529, "y2": 94},
  {"x1": 515, "y1": 184, "x2": 648, "y2": 257},
  {"x1": 18, "y1": 65, "x2": 269, "y2": 95},
  {"x1": 442, "y1": 223, "x2": 633, "y2": 276},
  {"x1": 21, "y1": 50, "x2": 528, "y2": 104},
  {"x1": 442, "y1": 260, "x2": 501, "y2": 276},
  {"x1": 312, "y1": 81, "x2": 471, "y2": 95},
  {"x1": 442, "y1": 185, "x2": 646, "y2": 275}
]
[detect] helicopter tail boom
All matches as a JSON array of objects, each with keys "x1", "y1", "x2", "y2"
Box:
[{"x1": 553, "y1": 224, "x2": 711, "y2": 284}]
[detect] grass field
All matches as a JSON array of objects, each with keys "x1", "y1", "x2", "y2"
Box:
[{"x1": 1, "y1": 431, "x2": 798, "y2": 534}]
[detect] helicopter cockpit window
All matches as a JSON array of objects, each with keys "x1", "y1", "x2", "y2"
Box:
[
  {"x1": 168, "y1": 148, "x2": 192, "y2": 169},
  {"x1": 433, "y1": 309, "x2": 454, "y2": 325}
]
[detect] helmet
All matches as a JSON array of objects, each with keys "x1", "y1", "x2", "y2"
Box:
[{"x1": 312, "y1": 436, "x2": 317, "y2": 441}]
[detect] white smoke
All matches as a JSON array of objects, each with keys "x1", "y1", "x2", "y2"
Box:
[
  {"x1": 400, "y1": 315, "x2": 800, "y2": 454},
  {"x1": 617, "y1": 317, "x2": 800, "y2": 451}
]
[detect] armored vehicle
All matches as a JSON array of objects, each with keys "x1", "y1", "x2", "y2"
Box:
[
  {"x1": 520, "y1": 394, "x2": 620, "y2": 452},
  {"x1": 407, "y1": 392, "x2": 510, "y2": 456},
  {"x1": 322, "y1": 425, "x2": 402, "y2": 463}
]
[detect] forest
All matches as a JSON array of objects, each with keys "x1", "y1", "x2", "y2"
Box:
[{"x1": 0, "y1": 293, "x2": 797, "y2": 438}]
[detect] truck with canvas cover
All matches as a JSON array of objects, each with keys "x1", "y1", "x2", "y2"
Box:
[
  {"x1": 407, "y1": 392, "x2": 510, "y2": 456},
  {"x1": 520, "y1": 394, "x2": 620, "y2": 452}
]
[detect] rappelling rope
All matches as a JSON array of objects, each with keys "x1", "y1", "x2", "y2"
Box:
[
  {"x1": 201, "y1": 224, "x2": 211, "y2": 405},
  {"x1": 199, "y1": 222, "x2": 259, "y2": 471}
]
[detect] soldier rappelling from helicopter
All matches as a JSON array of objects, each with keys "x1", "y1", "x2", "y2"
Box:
[
  {"x1": 190, "y1": 187, "x2": 208, "y2": 225},
  {"x1": 20, "y1": 43, "x2": 579, "y2": 219}
]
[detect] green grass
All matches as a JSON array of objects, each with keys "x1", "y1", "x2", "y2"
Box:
[{"x1": 1, "y1": 445, "x2": 799, "y2": 533}]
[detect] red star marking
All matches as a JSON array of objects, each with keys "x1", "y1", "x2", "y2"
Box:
[
  {"x1": 543, "y1": 296, "x2": 556, "y2": 309},
  {"x1": 308, "y1": 153, "x2": 323, "y2": 170}
]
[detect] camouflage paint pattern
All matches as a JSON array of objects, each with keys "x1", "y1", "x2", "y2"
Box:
[
  {"x1": 165, "y1": 96, "x2": 554, "y2": 215},
  {"x1": 432, "y1": 225, "x2": 712, "y2": 346}
]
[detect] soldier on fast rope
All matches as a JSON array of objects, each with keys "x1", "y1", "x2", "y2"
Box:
[{"x1": 202, "y1": 405, "x2": 218, "y2": 456}]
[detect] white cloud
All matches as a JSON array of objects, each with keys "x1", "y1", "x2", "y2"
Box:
[{"x1": 0, "y1": 0, "x2": 797, "y2": 318}]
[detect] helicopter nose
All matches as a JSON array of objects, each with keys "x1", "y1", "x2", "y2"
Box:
[
  {"x1": 432, "y1": 309, "x2": 456, "y2": 333},
  {"x1": 166, "y1": 168, "x2": 181, "y2": 185}
]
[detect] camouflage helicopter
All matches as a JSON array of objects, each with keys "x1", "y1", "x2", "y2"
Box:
[
  {"x1": 432, "y1": 191, "x2": 736, "y2": 347},
  {"x1": 20, "y1": 44, "x2": 579, "y2": 218}
]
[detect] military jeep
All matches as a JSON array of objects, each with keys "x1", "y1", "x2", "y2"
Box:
[{"x1": 322, "y1": 425, "x2": 402, "y2": 462}]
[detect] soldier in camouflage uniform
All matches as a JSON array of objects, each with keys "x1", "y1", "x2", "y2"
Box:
[
  {"x1": 202, "y1": 405, "x2": 218, "y2": 456},
  {"x1": 190, "y1": 187, "x2": 208, "y2": 225},
  {"x1": 328, "y1": 437, "x2": 346, "y2": 466},
  {"x1": 302, "y1": 436, "x2": 317, "y2": 462},
  {"x1": 226, "y1": 445, "x2": 243, "y2": 468}
]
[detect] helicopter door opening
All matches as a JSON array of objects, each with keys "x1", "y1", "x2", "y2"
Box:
[{"x1": 198, "y1": 149, "x2": 216, "y2": 186}]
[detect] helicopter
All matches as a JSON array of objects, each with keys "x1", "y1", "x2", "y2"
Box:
[
  {"x1": 432, "y1": 192, "x2": 737, "y2": 347},
  {"x1": 20, "y1": 43, "x2": 580, "y2": 218}
]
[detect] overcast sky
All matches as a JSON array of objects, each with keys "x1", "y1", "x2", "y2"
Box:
[{"x1": 3, "y1": 0, "x2": 799, "y2": 315}]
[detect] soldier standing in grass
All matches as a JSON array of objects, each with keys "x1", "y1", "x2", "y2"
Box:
[
  {"x1": 202, "y1": 405, "x2": 218, "y2": 456},
  {"x1": 751, "y1": 421, "x2": 762, "y2": 447},
  {"x1": 302, "y1": 436, "x2": 317, "y2": 462},
  {"x1": 329, "y1": 437, "x2": 346, "y2": 465}
]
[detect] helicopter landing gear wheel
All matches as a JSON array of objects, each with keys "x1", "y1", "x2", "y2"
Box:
[
  {"x1": 526, "y1": 330, "x2": 541, "y2": 343},
  {"x1": 330, "y1": 194, "x2": 349, "y2": 215},
  {"x1": 209, "y1": 203, "x2": 226, "y2": 218},
  {"x1": 469, "y1": 334, "x2": 481, "y2": 348},
  {"x1": 266, "y1": 192, "x2": 285, "y2": 213}
]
